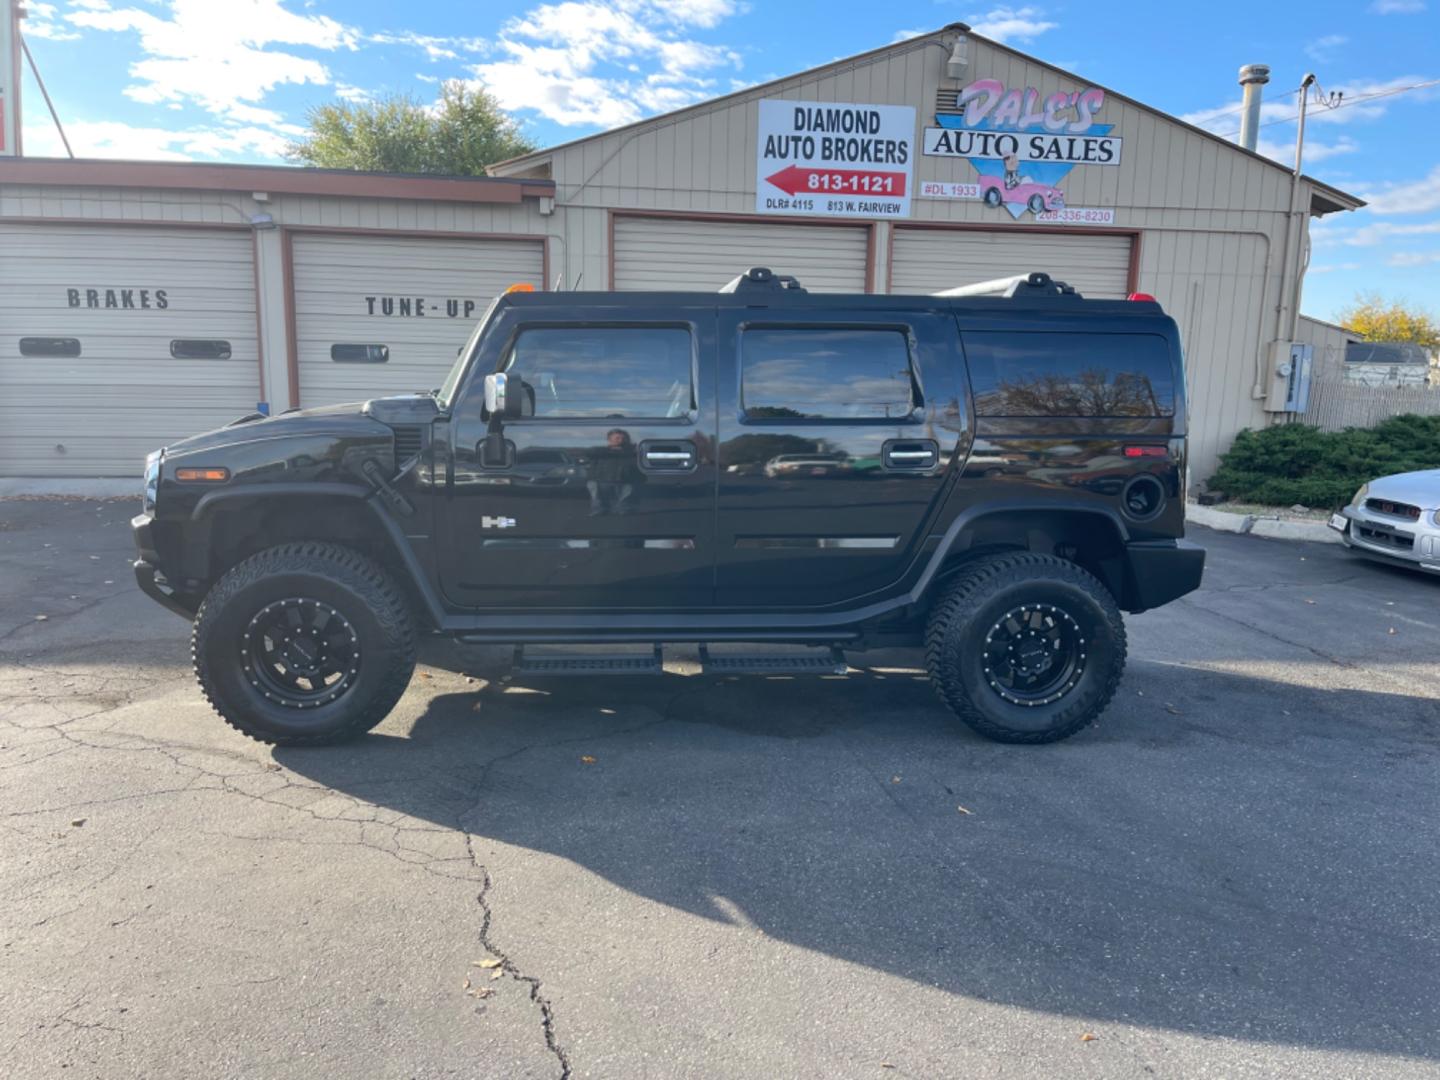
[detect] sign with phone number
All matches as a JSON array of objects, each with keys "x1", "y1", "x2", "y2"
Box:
[{"x1": 918, "y1": 181, "x2": 1116, "y2": 225}]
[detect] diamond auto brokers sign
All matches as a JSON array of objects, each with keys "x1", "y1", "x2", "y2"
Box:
[{"x1": 756, "y1": 99, "x2": 916, "y2": 219}]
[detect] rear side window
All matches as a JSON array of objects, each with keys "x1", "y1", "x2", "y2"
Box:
[
  {"x1": 741, "y1": 328, "x2": 915, "y2": 420},
  {"x1": 964, "y1": 331, "x2": 1174, "y2": 417},
  {"x1": 504, "y1": 326, "x2": 693, "y2": 419}
]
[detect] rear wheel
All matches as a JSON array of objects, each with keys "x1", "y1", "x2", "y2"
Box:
[
  {"x1": 925, "y1": 553, "x2": 1126, "y2": 744},
  {"x1": 193, "y1": 543, "x2": 416, "y2": 746}
]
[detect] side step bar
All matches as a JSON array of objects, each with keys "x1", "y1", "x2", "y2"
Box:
[
  {"x1": 507, "y1": 644, "x2": 850, "y2": 678},
  {"x1": 512, "y1": 645, "x2": 664, "y2": 677},
  {"x1": 698, "y1": 645, "x2": 848, "y2": 676}
]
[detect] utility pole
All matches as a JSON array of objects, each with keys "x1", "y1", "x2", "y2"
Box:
[{"x1": 0, "y1": 0, "x2": 21, "y2": 156}]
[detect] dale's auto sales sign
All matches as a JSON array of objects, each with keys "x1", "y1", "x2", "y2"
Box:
[{"x1": 755, "y1": 99, "x2": 916, "y2": 219}]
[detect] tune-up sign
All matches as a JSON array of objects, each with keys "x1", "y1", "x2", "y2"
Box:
[{"x1": 755, "y1": 99, "x2": 916, "y2": 219}]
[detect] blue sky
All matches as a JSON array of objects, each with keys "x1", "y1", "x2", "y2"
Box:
[{"x1": 17, "y1": 0, "x2": 1440, "y2": 320}]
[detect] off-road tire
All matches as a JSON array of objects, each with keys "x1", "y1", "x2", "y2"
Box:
[
  {"x1": 193, "y1": 543, "x2": 416, "y2": 746},
  {"x1": 925, "y1": 552, "x2": 1126, "y2": 744}
]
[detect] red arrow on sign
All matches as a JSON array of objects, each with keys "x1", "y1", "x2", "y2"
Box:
[{"x1": 764, "y1": 164, "x2": 908, "y2": 197}]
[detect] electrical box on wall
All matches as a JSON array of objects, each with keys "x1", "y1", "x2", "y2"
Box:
[{"x1": 1263, "y1": 341, "x2": 1313, "y2": 413}]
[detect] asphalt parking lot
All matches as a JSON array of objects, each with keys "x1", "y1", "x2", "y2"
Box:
[{"x1": 2, "y1": 498, "x2": 1438, "y2": 1079}]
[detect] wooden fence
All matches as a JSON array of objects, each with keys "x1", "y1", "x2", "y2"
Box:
[{"x1": 1303, "y1": 373, "x2": 1440, "y2": 432}]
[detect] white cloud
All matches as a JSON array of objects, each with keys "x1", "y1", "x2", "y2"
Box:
[
  {"x1": 334, "y1": 84, "x2": 372, "y2": 104},
  {"x1": 20, "y1": 1, "x2": 81, "y2": 40},
  {"x1": 415, "y1": 73, "x2": 441, "y2": 85},
  {"x1": 1254, "y1": 134, "x2": 1358, "y2": 165},
  {"x1": 65, "y1": 0, "x2": 358, "y2": 126},
  {"x1": 1369, "y1": 0, "x2": 1425, "y2": 12},
  {"x1": 22, "y1": 118, "x2": 293, "y2": 161},
  {"x1": 368, "y1": 31, "x2": 488, "y2": 62},
  {"x1": 1318, "y1": 219, "x2": 1440, "y2": 247},
  {"x1": 966, "y1": 6, "x2": 1057, "y2": 45},
  {"x1": 1387, "y1": 250, "x2": 1440, "y2": 266},
  {"x1": 1308, "y1": 262, "x2": 1362, "y2": 274},
  {"x1": 469, "y1": 0, "x2": 743, "y2": 128},
  {"x1": 1305, "y1": 34, "x2": 1346, "y2": 63},
  {"x1": 892, "y1": 28, "x2": 927, "y2": 43},
  {"x1": 1356, "y1": 164, "x2": 1440, "y2": 215}
]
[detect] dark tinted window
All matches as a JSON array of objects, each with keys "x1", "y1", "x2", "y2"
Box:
[
  {"x1": 741, "y1": 328, "x2": 914, "y2": 420},
  {"x1": 170, "y1": 339, "x2": 232, "y2": 360},
  {"x1": 964, "y1": 331, "x2": 1174, "y2": 417},
  {"x1": 505, "y1": 327, "x2": 693, "y2": 419},
  {"x1": 19, "y1": 337, "x2": 81, "y2": 357},
  {"x1": 331, "y1": 344, "x2": 389, "y2": 363}
]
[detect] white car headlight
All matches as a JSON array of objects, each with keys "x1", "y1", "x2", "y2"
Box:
[
  {"x1": 1350, "y1": 483, "x2": 1369, "y2": 507},
  {"x1": 143, "y1": 451, "x2": 161, "y2": 514}
]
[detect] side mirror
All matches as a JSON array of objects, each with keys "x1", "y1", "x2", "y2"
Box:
[{"x1": 484, "y1": 372, "x2": 513, "y2": 418}]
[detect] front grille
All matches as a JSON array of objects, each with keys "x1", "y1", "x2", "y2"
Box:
[
  {"x1": 1356, "y1": 524, "x2": 1415, "y2": 550},
  {"x1": 391, "y1": 424, "x2": 424, "y2": 462},
  {"x1": 1365, "y1": 497, "x2": 1421, "y2": 521}
]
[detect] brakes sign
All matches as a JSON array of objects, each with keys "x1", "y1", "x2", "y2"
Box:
[{"x1": 756, "y1": 99, "x2": 916, "y2": 219}]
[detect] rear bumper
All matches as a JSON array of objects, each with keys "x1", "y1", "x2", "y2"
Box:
[
  {"x1": 132, "y1": 513, "x2": 195, "y2": 619},
  {"x1": 1122, "y1": 538, "x2": 1205, "y2": 613}
]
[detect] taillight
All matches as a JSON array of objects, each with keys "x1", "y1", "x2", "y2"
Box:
[
  {"x1": 1123, "y1": 446, "x2": 1167, "y2": 458},
  {"x1": 1127, "y1": 292, "x2": 1157, "y2": 302}
]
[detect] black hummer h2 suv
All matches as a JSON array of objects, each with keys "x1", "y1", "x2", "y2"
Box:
[{"x1": 132, "y1": 269, "x2": 1204, "y2": 746}]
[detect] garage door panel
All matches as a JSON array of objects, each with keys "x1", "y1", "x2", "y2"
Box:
[
  {"x1": 889, "y1": 228, "x2": 1132, "y2": 299},
  {"x1": 292, "y1": 234, "x2": 543, "y2": 408},
  {"x1": 0, "y1": 224, "x2": 261, "y2": 477},
  {"x1": 613, "y1": 217, "x2": 869, "y2": 294}
]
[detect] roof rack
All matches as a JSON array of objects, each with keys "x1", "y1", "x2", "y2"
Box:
[
  {"x1": 719, "y1": 266, "x2": 808, "y2": 294},
  {"x1": 932, "y1": 272, "x2": 1081, "y2": 299}
]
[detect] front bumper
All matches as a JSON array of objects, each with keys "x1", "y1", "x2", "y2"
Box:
[
  {"x1": 1121, "y1": 538, "x2": 1205, "y2": 612},
  {"x1": 132, "y1": 513, "x2": 196, "y2": 618},
  {"x1": 1330, "y1": 506, "x2": 1440, "y2": 574}
]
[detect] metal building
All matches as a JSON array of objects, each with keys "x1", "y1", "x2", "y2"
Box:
[{"x1": 0, "y1": 24, "x2": 1360, "y2": 481}]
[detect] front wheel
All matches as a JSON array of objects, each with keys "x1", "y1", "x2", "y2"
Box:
[
  {"x1": 193, "y1": 543, "x2": 416, "y2": 745},
  {"x1": 925, "y1": 553, "x2": 1127, "y2": 744}
]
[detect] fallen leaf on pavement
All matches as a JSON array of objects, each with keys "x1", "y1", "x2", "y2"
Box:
[
  {"x1": 1080, "y1": 1032, "x2": 1098, "y2": 1042},
  {"x1": 580, "y1": 755, "x2": 597, "y2": 764},
  {"x1": 1164, "y1": 704, "x2": 1181, "y2": 715},
  {"x1": 474, "y1": 958, "x2": 503, "y2": 969},
  {"x1": 1388, "y1": 628, "x2": 1397, "y2": 635},
  {"x1": 490, "y1": 967, "x2": 504, "y2": 980},
  {"x1": 468, "y1": 987, "x2": 494, "y2": 999},
  {"x1": 956, "y1": 805, "x2": 973, "y2": 815},
  {"x1": 1304, "y1": 599, "x2": 1316, "y2": 605},
  {"x1": 34, "y1": 615, "x2": 48, "y2": 621},
  {"x1": 462, "y1": 977, "x2": 472, "y2": 990},
  {"x1": 891, "y1": 775, "x2": 902, "y2": 784},
  {"x1": 70, "y1": 818, "x2": 86, "y2": 827}
]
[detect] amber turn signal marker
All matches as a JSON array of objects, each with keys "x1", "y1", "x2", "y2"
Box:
[
  {"x1": 175, "y1": 467, "x2": 230, "y2": 482},
  {"x1": 504, "y1": 282, "x2": 535, "y2": 293}
]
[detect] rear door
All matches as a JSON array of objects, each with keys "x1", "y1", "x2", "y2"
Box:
[
  {"x1": 439, "y1": 303, "x2": 717, "y2": 610},
  {"x1": 714, "y1": 308, "x2": 967, "y2": 608}
]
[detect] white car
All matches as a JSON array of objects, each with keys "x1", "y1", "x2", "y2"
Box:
[{"x1": 1329, "y1": 469, "x2": 1440, "y2": 575}]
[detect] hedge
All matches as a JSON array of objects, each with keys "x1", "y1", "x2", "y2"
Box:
[{"x1": 1207, "y1": 414, "x2": 1440, "y2": 508}]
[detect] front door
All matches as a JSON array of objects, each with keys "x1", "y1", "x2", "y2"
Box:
[
  {"x1": 439, "y1": 304, "x2": 717, "y2": 610},
  {"x1": 714, "y1": 309, "x2": 966, "y2": 609}
]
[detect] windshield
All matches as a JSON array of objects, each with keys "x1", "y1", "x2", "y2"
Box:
[{"x1": 436, "y1": 298, "x2": 501, "y2": 408}]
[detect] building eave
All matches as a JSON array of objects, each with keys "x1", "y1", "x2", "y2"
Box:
[{"x1": 0, "y1": 158, "x2": 555, "y2": 204}]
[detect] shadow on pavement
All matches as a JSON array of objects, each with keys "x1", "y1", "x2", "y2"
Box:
[{"x1": 277, "y1": 657, "x2": 1440, "y2": 1062}]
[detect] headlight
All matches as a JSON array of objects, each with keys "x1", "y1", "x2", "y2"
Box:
[
  {"x1": 1350, "y1": 483, "x2": 1369, "y2": 508},
  {"x1": 143, "y1": 451, "x2": 161, "y2": 514}
]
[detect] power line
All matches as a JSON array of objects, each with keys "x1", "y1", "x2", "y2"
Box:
[
  {"x1": 1217, "y1": 77, "x2": 1440, "y2": 137},
  {"x1": 20, "y1": 35, "x2": 74, "y2": 159}
]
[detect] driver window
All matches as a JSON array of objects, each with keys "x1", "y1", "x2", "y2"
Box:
[{"x1": 503, "y1": 326, "x2": 693, "y2": 419}]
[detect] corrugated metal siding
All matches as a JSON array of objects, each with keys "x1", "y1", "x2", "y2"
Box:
[
  {"x1": 889, "y1": 228, "x2": 1132, "y2": 298},
  {"x1": 291, "y1": 233, "x2": 543, "y2": 407},
  {"x1": 612, "y1": 216, "x2": 869, "y2": 293},
  {"x1": 0, "y1": 224, "x2": 259, "y2": 476}
]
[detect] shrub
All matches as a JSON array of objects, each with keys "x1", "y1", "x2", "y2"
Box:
[{"x1": 1208, "y1": 414, "x2": 1440, "y2": 508}]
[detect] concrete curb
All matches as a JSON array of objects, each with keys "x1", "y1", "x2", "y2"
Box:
[
  {"x1": 0, "y1": 478, "x2": 137, "y2": 499},
  {"x1": 1187, "y1": 502, "x2": 1340, "y2": 544}
]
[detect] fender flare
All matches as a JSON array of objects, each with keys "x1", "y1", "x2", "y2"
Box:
[{"x1": 189, "y1": 483, "x2": 447, "y2": 630}]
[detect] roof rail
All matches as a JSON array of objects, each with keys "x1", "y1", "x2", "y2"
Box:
[
  {"x1": 719, "y1": 266, "x2": 808, "y2": 294},
  {"x1": 932, "y1": 272, "x2": 1081, "y2": 299}
]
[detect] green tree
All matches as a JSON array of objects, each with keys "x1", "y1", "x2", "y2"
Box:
[
  {"x1": 285, "y1": 81, "x2": 535, "y2": 175},
  {"x1": 1336, "y1": 293, "x2": 1440, "y2": 350}
]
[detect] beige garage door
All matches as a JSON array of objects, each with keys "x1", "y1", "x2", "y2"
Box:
[
  {"x1": 0, "y1": 224, "x2": 260, "y2": 477},
  {"x1": 613, "y1": 216, "x2": 870, "y2": 294},
  {"x1": 890, "y1": 228, "x2": 1133, "y2": 299},
  {"x1": 292, "y1": 233, "x2": 544, "y2": 408}
]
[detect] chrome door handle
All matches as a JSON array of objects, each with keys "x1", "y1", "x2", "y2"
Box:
[
  {"x1": 882, "y1": 439, "x2": 940, "y2": 470},
  {"x1": 639, "y1": 441, "x2": 697, "y2": 472}
]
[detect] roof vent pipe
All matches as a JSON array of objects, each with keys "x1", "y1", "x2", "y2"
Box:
[{"x1": 1238, "y1": 64, "x2": 1270, "y2": 152}]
